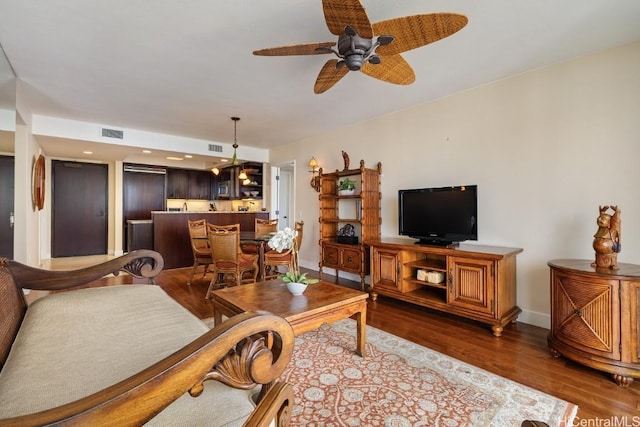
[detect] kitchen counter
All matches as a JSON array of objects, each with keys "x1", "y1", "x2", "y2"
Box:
[{"x1": 151, "y1": 211, "x2": 269, "y2": 269}]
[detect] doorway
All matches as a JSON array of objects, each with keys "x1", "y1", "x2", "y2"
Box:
[
  {"x1": 0, "y1": 155, "x2": 14, "y2": 258},
  {"x1": 52, "y1": 160, "x2": 108, "y2": 257},
  {"x1": 271, "y1": 162, "x2": 294, "y2": 230}
]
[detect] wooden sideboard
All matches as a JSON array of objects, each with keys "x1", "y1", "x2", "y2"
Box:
[
  {"x1": 152, "y1": 212, "x2": 269, "y2": 269},
  {"x1": 548, "y1": 259, "x2": 640, "y2": 386},
  {"x1": 368, "y1": 238, "x2": 522, "y2": 336}
]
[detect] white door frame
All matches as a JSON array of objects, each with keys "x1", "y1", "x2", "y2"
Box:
[{"x1": 270, "y1": 161, "x2": 295, "y2": 230}]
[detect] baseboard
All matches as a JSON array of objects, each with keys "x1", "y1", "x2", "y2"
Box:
[{"x1": 517, "y1": 309, "x2": 550, "y2": 329}]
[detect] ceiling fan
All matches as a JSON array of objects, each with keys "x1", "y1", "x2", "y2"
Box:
[{"x1": 253, "y1": 0, "x2": 468, "y2": 94}]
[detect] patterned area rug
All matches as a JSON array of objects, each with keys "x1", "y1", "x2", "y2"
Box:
[{"x1": 204, "y1": 318, "x2": 577, "y2": 426}]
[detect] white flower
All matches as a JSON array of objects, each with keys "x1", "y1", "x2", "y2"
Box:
[
  {"x1": 266, "y1": 227, "x2": 319, "y2": 285},
  {"x1": 268, "y1": 227, "x2": 297, "y2": 253}
]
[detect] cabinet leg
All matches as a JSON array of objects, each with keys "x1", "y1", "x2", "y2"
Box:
[
  {"x1": 491, "y1": 325, "x2": 503, "y2": 337},
  {"x1": 370, "y1": 292, "x2": 378, "y2": 302},
  {"x1": 549, "y1": 347, "x2": 562, "y2": 358},
  {"x1": 611, "y1": 374, "x2": 634, "y2": 387}
]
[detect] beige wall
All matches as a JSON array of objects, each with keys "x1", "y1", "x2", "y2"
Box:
[
  {"x1": 12, "y1": 41, "x2": 639, "y2": 327},
  {"x1": 270, "y1": 41, "x2": 640, "y2": 328}
]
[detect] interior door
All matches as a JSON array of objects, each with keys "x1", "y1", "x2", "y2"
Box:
[
  {"x1": 273, "y1": 163, "x2": 294, "y2": 230},
  {"x1": 52, "y1": 160, "x2": 108, "y2": 257},
  {"x1": 0, "y1": 155, "x2": 14, "y2": 258}
]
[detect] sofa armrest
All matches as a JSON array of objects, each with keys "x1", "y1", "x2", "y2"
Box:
[
  {"x1": 245, "y1": 382, "x2": 295, "y2": 427},
  {"x1": 6, "y1": 250, "x2": 164, "y2": 290},
  {"x1": 0, "y1": 311, "x2": 295, "y2": 427}
]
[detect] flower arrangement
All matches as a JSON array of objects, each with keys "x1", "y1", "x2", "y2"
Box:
[{"x1": 267, "y1": 227, "x2": 319, "y2": 285}]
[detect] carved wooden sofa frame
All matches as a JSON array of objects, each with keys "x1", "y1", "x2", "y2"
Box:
[{"x1": 0, "y1": 250, "x2": 295, "y2": 426}]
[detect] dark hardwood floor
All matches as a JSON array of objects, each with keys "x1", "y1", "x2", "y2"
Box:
[{"x1": 82, "y1": 266, "x2": 640, "y2": 422}]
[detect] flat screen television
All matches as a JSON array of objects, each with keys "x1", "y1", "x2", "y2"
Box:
[{"x1": 398, "y1": 185, "x2": 477, "y2": 246}]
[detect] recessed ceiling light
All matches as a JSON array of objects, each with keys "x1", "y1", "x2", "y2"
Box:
[
  {"x1": 184, "y1": 154, "x2": 193, "y2": 158},
  {"x1": 166, "y1": 156, "x2": 183, "y2": 161},
  {"x1": 83, "y1": 151, "x2": 93, "y2": 154},
  {"x1": 221, "y1": 159, "x2": 229, "y2": 163},
  {"x1": 142, "y1": 150, "x2": 151, "y2": 154}
]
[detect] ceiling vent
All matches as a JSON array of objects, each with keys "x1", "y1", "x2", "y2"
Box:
[
  {"x1": 208, "y1": 144, "x2": 223, "y2": 153},
  {"x1": 102, "y1": 128, "x2": 124, "y2": 139}
]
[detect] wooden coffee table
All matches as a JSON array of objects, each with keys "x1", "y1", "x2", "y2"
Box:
[{"x1": 209, "y1": 280, "x2": 369, "y2": 356}]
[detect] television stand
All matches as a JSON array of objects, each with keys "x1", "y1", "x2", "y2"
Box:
[{"x1": 369, "y1": 238, "x2": 522, "y2": 337}]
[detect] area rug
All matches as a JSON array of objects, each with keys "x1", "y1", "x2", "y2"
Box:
[{"x1": 204, "y1": 318, "x2": 577, "y2": 427}]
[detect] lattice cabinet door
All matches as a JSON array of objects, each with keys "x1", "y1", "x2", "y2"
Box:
[
  {"x1": 550, "y1": 270, "x2": 621, "y2": 360},
  {"x1": 447, "y1": 257, "x2": 495, "y2": 316}
]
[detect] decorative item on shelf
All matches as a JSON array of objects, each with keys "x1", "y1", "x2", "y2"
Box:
[
  {"x1": 268, "y1": 227, "x2": 318, "y2": 295},
  {"x1": 338, "y1": 177, "x2": 356, "y2": 196},
  {"x1": 342, "y1": 150, "x2": 350, "y2": 170},
  {"x1": 591, "y1": 205, "x2": 621, "y2": 269},
  {"x1": 417, "y1": 269, "x2": 444, "y2": 284},
  {"x1": 337, "y1": 223, "x2": 358, "y2": 245},
  {"x1": 230, "y1": 116, "x2": 240, "y2": 166},
  {"x1": 308, "y1": 157, "x2": 321, "y2": 192}
]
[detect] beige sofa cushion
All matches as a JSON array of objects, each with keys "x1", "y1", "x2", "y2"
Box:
[{"x1": 0, "y1": 285, "x2": 256, "y2": 426}]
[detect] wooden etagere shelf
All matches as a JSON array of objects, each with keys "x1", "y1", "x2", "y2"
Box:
[{"x1": 318, "y1": 159, "x2": 381, "y2": 291}]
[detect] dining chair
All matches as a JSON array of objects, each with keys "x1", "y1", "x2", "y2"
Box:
[
  {"x1": 241, "y1": 218, "x2": 278, "y2": 254},
  {"x1": 205, "y1": 223, "x2": 259, "y2": 299},
  {"x1": 186, "y1": 219, "x2": 213, "y2": 286},
  {"x1": 263, "y1": 221, "x2": 303, "y2": 281},
  {"x1": 256, "y1": 218, "x2": 278, "y2": 234}
]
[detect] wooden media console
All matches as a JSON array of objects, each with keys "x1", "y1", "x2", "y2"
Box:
[{"x1": 368, "y1": 238, "x2": 522, "y2": 337}]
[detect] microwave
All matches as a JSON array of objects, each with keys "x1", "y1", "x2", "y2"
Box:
[{"x1": 217, "y1": 181, "x2": 231, "y2": 197}]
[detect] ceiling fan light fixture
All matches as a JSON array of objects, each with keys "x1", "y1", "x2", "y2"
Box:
[
  {"x1": 253, "y1": 1, "x2": 468, "y2": 94},
  {"x1": 238, "y1": 170, "x2": 248, "y2": 180}
]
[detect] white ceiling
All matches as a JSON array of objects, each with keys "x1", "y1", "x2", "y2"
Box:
[{"x1": 1, "y1": 0, "x2": 639, "y2": 164}]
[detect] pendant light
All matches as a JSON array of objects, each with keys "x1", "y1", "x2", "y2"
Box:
[{"x1": 231, "y1": 116, "x2": 240, "y2": 166}]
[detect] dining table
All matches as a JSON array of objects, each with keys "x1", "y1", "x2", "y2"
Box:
[
  {"x1": 193, "y1": 231, "x2": 274, "y2": 281},
  {"x1": 239, "y1": 231, "x2": 274, "y2": 281}
]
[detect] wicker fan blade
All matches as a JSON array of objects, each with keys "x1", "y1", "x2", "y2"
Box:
[
  {"x1": 253, "y1": 41, "x2": 336, "y2": 56},
  {"x1": 373, "y1": 13, "x2": 468, "y2": 56},
  {"x1": 314, "y1": 59, "x2": 349, "y2": 94},
  {"x1": 322, "y1": 0, "x2": 373, "y2": 38},
  {"x1": 361, "y1": 54, "x2": 415, "y2": 85}
]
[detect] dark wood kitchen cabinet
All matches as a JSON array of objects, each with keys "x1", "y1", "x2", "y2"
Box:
[
  {"x1": 166, "y1": 168, "x2": 212, "y2": 199},
  {"x1": 216, "y1": 162, "x2": 264, "y2": 200}
]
